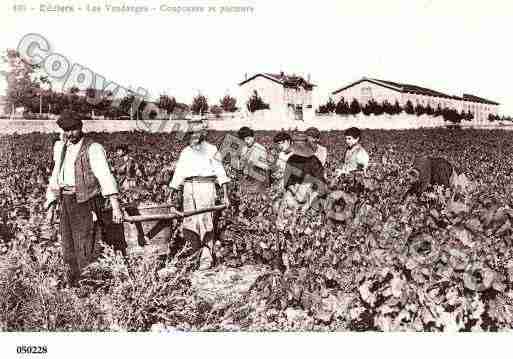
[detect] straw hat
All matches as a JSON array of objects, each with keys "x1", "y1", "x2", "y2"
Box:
[{"x1": 291, "y1": 134, "x2": 315, "y2": 157}]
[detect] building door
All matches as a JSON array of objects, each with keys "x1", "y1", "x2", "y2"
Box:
[{"x1": 295, "y1": 105, "x2": 303, "y2": 121}]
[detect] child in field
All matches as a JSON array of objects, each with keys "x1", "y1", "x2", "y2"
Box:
[
  {"x1": 305, "y1": 127, "x2": 328, "y2": 167},
  {"x1": 334, "y1": 127, "x2": 369, "y2": 178},
  {"x1": 330, "y1": 127, "x2": 370, "y2": 193},
  {"x1": 236, "y1": 126, "x2": 270, "y2": 194},
  {"x1": 112, "y1": 144, "x2": 145, "y2": 192},
  {"x1": 270, "y1": 131, "x2": 293, "y2": 190}
]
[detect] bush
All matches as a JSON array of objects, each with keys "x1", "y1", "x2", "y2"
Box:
[
  {"x1": 325, "y1": 98, "x2": 336, "y2": 113},
  {"x1": 220, "y1": 95, "x2": 237, "y2": 113},
  {"x1": 442, "y1": 108, "x2": 462, "y2": 123},
  {"x1": 392, "y1": 101, "x2": 403, "y2": 115},
  {"x1": 318, "y1": 98, "x2": 337, "y2": 114},
  {"x1": 247, "y1": 91, "x2": 270, "y2": 113},
  {"x1": 404, "y1": 100, "x2": 415, "y2": 115},
  {"x1": 461, "y1": 110, "x2": 471, "y2": 122},
  {"x1": 316, "y1": 105, "x2": 328, "y2": 114},
  {"x1": 368, "y1": 99, "x2": 384, "y2": 116},
  {"x1": 434, "y1": 104, "x2": 443, "y2": 117},
  {"x1": 361, "y1": 99, "x2": 385, "y2": 116},
  {"x1": 362, "y1": 102, "x2": 373, "y2": 116},
  {"x1": 382, "y1": 101, "x2": 394, "y2": 115},
  {"x1": 335, "y1": 98, "x2": 350, "y2": 115},
  {"x1": 349, "y1": 99, "x2": 361, "y2": 115},
  {"x1": 414, "y1": 103, "x2": 426, "y2": 116},
  {"x1": 191, "y1": 94, "x2": 209, "y2": 115}
]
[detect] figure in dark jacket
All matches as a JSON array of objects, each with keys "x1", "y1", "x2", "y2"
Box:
[
  {"x1": 405, "y1": 156, "x2": 458, "y2": 197},
  {"x1": 282, "y1": 135, "x2": 328, "y2": 212}
]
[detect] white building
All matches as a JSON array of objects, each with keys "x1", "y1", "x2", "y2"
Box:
[
  {"x1": 0, "y1": 96, "x2": 7, "y2": 116},
  {"x1": 238, "y1": 72, "x2": 316, "y2": 121},
  {"x1": 332, "y1": 77, "x2": 499, "y2": 124}
]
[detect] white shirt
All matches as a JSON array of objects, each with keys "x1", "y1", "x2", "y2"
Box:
[
  {"x1": 239, "y1": 142, "x2": 269, "y2": 174},
  {"x1": 313, "y1": 144, "x2": 328, "y2": 166},
  {"x1": 170, "y1": 142, "x2": 230, "y2": 190},
  {"x1": 276, "y1": 150, "x2": 293, "y2": 174},
  {"x1": 340, "y1": 143, "x2": 369, "y2": 174},
  {"x1": 46, "y1": 138, "x2": 119, "y2": 202}
]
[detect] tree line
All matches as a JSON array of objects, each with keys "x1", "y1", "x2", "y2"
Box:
[
  {"x1": 1, "y1": 49, "x2": 240, "y2": 119},
  {"x1": 317, "y1": 97, "x2": 512, "y2": 124}
]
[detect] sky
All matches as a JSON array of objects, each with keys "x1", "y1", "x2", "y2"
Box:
[{"x1": 1, "y1": 0, "x2": 513, "y2": 114}]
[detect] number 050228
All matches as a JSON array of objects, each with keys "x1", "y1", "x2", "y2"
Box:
[{"x1": 16, "y1": 345, "x2": 48, "y2": 354}]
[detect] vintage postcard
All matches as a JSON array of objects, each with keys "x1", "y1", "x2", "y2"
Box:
[{"x1": 0, "y1": 0, "x2": 512, "y2": 358}]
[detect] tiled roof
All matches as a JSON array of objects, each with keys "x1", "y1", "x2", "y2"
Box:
[
  {"x1": 332, "y1": 77, "x2": 499, "y2": 105},
  {"x1": 370, "y1": 78, "x2": 454, "y2": 99},
  {"x1": 239, "y1": 72, "x2": 315, "y2": 89},
  {"x1": 461, "y1": 94, "x2": 499, "y2": 105}
]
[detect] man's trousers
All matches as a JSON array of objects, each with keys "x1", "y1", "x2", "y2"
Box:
[{"x1": 59, "y1": 194, "x2": 102, "y2": 286}]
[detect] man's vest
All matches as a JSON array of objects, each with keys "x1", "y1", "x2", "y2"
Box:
[
  {"x1": 58, "y1": 136, "x2": 102, "y2": 203},
  {"x1": 75, "y1": 136, "x2": 102, "y2": 203}
]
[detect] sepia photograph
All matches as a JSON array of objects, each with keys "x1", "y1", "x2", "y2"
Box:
[{"x1": 1, "y1": 0, "x2": 513, "y2": 357}]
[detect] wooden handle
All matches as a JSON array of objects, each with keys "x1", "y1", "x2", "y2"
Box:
[
  {"x1": 123, "y1": 204, "x2": 227, "y2": 223},
  {"x1": 124, "y1": 203, "x2": 176, "y2": 211},
  {"x1": 102, "y1": 203, "x2": 177, "y2": 213}
]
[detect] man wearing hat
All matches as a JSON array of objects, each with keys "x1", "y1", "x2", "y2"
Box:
[
  {"x1": 44, "y1": 110, "x2": 123, "y2": 286},
  {"x1": 235, "y1": 126, "x2": 270, "y2": 194},
  {"x1": 305, "y1": 127, "x2": 328, "y2": 167},
  {"x1": 168, "y1": 120, "x2": 230, "y2": 271}
]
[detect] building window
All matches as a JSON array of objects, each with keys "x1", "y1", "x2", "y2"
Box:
[
  {"x1": 361, "y1": 86, "x2": 372, "y2": 103},
  {"x1": 285, "y1": 88, "x2": 293, "y2": 103}
]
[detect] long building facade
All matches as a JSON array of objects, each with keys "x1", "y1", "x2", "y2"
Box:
[
  {"x1": 0, "y1": 96, "x2": 6, "y2": 116},
  {"x1": 332, "y1": 77, "x2": 499, "y2": 124}
]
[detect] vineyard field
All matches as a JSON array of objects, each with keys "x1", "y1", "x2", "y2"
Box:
[{"x1": 1, "y1": 128, "x2": 513, "y2": 331}]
